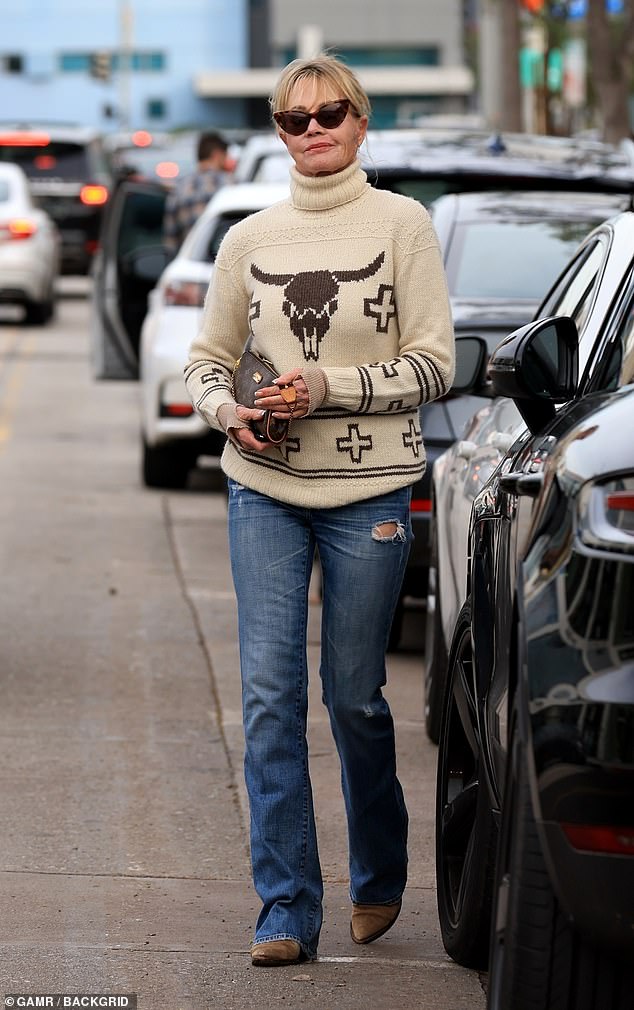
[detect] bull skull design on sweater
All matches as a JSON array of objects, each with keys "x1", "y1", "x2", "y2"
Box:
[{"x1": 251, "y1": 251, "x2": 385, "y2": 361}]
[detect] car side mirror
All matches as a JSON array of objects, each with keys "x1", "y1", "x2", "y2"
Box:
[
  {"x1": 489, "y1": 315, "x2": 579, "y2": 433},
  {"x1": 451, "y1": 335, "x2": 491, "y2": 395}
]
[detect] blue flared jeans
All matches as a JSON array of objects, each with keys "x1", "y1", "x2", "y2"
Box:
[{"x1": 227, "y1": 480, "x2": 412, "y2": 960}]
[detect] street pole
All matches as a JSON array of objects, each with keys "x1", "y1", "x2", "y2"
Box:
[
  {"x1": 478, "y1": 0, "x2": 504, "y2": 128},
  {"x1": 119, "y1": 0, "x2": 133, "y2": 132}
]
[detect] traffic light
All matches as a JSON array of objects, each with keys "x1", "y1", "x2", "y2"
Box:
[{"x1": 90, "y1": 51, "x2": 111, "y2": 81}]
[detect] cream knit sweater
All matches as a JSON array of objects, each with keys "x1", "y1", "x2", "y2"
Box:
[{"x1": 185, "y1": 159, "x2": 455, "y2": 508}]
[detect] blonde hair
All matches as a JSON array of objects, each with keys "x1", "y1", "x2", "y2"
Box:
[{"x1": 270, "y1": 54, "x2": 371, "y2": 120}]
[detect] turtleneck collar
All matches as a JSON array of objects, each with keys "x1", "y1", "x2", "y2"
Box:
[{"x1": 289, "y1": 159, "x2": 368, "y2": 211}]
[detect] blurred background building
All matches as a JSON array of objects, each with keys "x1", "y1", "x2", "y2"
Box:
[
  {"x1": 0, "y1": 0, "x2": 631, "y2": 138},
  {"x1": 0, "y1": 0, "x2": 473, "y2": 132}
]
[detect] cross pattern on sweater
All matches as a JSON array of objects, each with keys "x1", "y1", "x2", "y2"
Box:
[
  {"x1": 403, "y1": 417, "x2": 423, "y2": 458},
  {"x1": 280, "y1": 436, "x2": 301, "y2": 461},
  {"x1": 336, "y1": 423, "x2": 373, "y2": 464},
  {"x1": 364, "y1": 284, "x2": 396, "y2": 333},
  {"x1": 248, "y1": 294, "x2": 261, "y2": 333}
]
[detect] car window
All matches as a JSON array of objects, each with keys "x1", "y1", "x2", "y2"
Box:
[
  {"x1": 445, "y1": 220, "x2": 594, "y2": 300},
  {"x1": 620, "y1": 296, "x2": 634, "y2": 386},
  {"x1": 0, "y1": 181, "x2": 9, "y2": 202},
  {"x1": 187, "y1": 211, "x2": 253, "y2": 263},
  {"x1": 539, "y1": 238, "x2": 606, "y2": 335},
  {"x1": 589, "y1": 277, "x2": 634, "y2": 391},
  {"x1": 0, "y1": 142, "x2": 91, "y2": 180},
  {"x1": 113, "y1": 144, "x2": 196, "y2": 184}
]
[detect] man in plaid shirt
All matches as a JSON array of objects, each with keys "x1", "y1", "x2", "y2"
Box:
[{"x1": 163, "y1": 131, "x2": 229, "y2": 253}]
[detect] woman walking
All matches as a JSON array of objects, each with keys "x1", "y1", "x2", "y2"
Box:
[{"x1": 185, "y1": 54, "x2": 455, "y2": 967}]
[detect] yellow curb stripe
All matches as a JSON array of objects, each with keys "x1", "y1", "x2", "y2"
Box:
[{"x1": 0, "y1": 332, "x2": 34, "y2": 450}]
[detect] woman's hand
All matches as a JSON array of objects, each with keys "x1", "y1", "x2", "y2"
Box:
[
  {"x1": 229, "y1": 405, "x2": 274, "y2": 452},
  {"x1": 254, "y1": 369, "x2": 309, "y2": 419},
  {"x1": 227, "y1": 370, "x2": 308, "y2": 451}
]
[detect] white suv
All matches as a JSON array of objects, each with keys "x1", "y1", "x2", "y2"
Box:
[{"x1": 139, "y1": 182, "x2": 289, "y2": 487}]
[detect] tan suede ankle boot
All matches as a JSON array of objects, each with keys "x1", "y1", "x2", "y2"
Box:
[
  {"x1": 350, "y1": 900, "x2": 402, "y2": 944},
  {"x1": 251, "y1": 939, "x2": 302, "y2": 967}
]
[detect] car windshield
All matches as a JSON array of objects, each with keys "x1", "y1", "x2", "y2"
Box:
[
  {"x1": 373, "y1": 177, "x2": 455, "y2": 206},
  {"x1": 113, "y1": 144, "x2": 196, "y2": 183},
  {"x1": 0, "y1": 141, "x2": 90, "y2": 180},
  {"x1": 446, "y1": 219, "x2": 596, "y2": 300}
]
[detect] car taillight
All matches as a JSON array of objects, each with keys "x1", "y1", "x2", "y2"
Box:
[
  {"x1": 0, "y1": 131, "x2": 50, "y2": 146},
  {"x1": 80, "y1": 184, "x2": 109, "y2": 206},
  {"x1": 563, "y1": 823, "x2": 634, "y2": 855},
  {"x1": 164, "y1": 280, "x2": 207, "y2": 307},
  {"x1": 411, "y1": 498, "x2": 432, "y2": 513},
  {"x1": 578, "y1": 476, "x2": 634, "y2": 554},
  {"x1": 606, "y1": 490, "x2": 634, "y2": 521},
  {"x1": 160, "y1": 403, "x2": 194, "y2": 417},
  {"x1": 156, "y1": 161, "x2": 179, "y2": 180},
  {"x1": 0, "y1": 218, "x2": 38, "y2": 240},
  {"x1": 132, "y1": 130, "x2": 153, "y2": 147}
]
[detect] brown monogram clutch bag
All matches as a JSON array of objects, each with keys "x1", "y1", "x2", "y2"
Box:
[{"x1": 231, "y1": 349, "x2": 290, "y2": 445}]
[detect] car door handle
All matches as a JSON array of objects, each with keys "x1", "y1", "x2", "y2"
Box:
[
  {"x1": 456, "y1": 440, "x2": 477, "y2": 459},
  {"x1": 498, "y1": 472, "x2": 544, "y2": 498}
]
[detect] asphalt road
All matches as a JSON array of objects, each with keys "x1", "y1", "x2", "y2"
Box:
[{"x1": 0, "y1": 282, "x2": 486, "y2": 1009}]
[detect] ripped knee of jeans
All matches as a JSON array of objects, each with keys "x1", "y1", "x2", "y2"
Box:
[{"x1": 371, "y1": 519, "x2": 407, "y2": 544}]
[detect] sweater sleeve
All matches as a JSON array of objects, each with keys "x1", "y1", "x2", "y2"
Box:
[
  {"x1": 184, "y1": 251, "x2": 250, "y2": 433},
  {"x1": 321, "y1": 216, "x2": 455, "y2": 413}
]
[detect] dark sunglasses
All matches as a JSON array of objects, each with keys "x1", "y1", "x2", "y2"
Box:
[{"x1": 273, "y1": 99, "x2": 353, "y2": 136}]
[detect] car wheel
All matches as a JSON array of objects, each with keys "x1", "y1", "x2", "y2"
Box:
[
  {"x1": 142, "y1": 439, "x2": 192, "y2": 489},
  {"x1": 487, "y1": 727, "x2": 634, "y2": 1010},
  {"x1": 23, "y1": 295, "x2": 54, "y2": 326},
  {"x1": 424, "y1": 531, "x2": 448, "y2": 743},
  {"x1": 435, "y1": 600, "x2": 497, "y2": 969}
]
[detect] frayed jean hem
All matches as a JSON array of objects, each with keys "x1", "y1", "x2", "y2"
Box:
[{"x1": 252, "y1": 932, "x2": 317, "y2": 961}]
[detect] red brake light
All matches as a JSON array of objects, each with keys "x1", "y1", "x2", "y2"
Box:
[
  {"x1": 161, "y1": 404, "x2": 194, "y2": 417},
  {"x1": 132, "y1": 130, "x2": 153, "y2": 147},
  {"x1": 607, "y1": 492, "x2": 634, "y2": 512},
  {"x1": 0, "y1": 131, "x2": 50, "y2": 147},
  {"x1": 563, "y1": 823, "x2": 634, "y2": 855},
  {"x1": 164, "y1": 281, "x2": 207, "y2": 308},
  {"x1": 80, "y1": 184, "x2": 108, "y2": 206},
  {"x1": 410, "y1": 498, "x2": 432, "y2": 513},
  {"x1": 2, "y1": 218, "x2": 38, "y2": 239},
  {"x1": 34, "y1": 154, "x2": 57, "y2": 171},
  {"x1": 156, "y1": 161, "x2": 179, "y2": 179}
]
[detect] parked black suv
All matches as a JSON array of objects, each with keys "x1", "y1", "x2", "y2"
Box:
[{"x1": 0, "y1": 124, "x2": 112, "y2": 274}]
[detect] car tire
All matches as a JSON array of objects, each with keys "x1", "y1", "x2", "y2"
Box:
[
  {"x1": 487, "y1": 726, "x2": 634, "y2": 1010},
  {"x1": 23, "y1": 295, "x2": 55, "y2": 326},
  {"x1": 435, "y1": 600, "x2": 497, "y2": 969},
  {"x1": 424, "y1": 530, "x2": 448, "y2": 743},
  {"x1": 142, "y1": 439, "x2": 192, "y2": 489}
]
